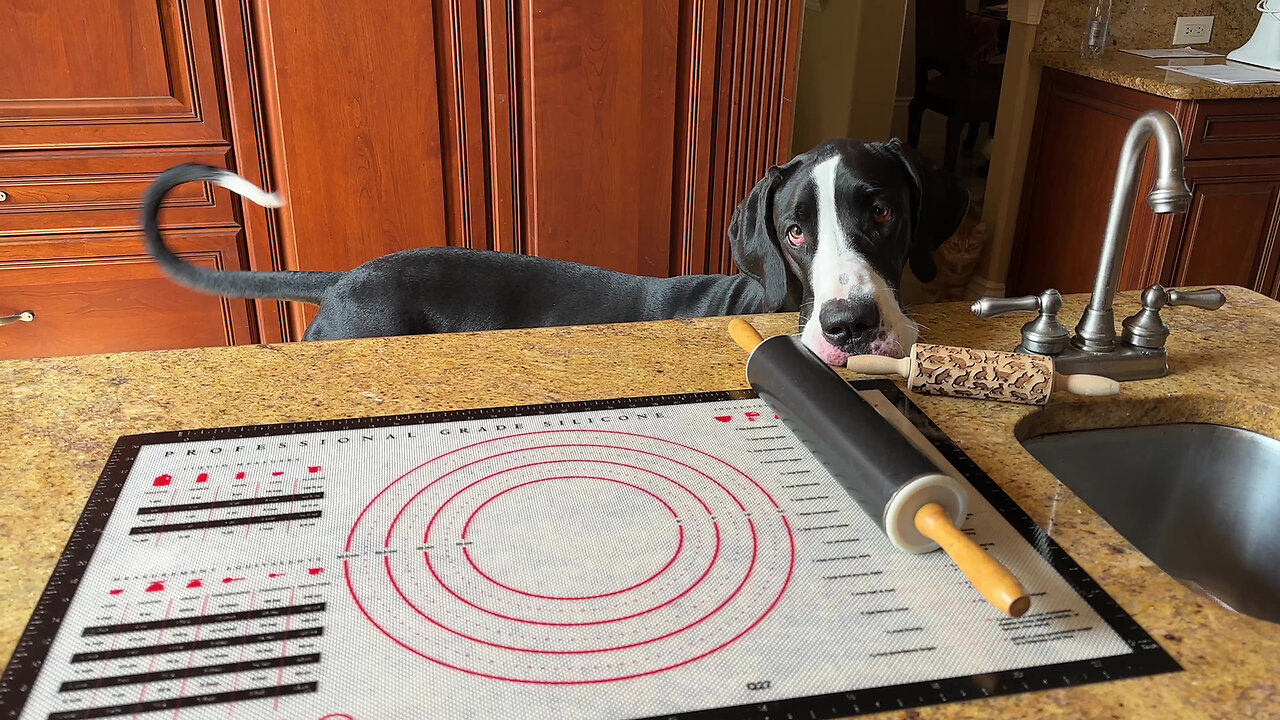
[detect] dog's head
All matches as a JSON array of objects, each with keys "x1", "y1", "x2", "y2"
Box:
[{"x1": 730, "y1": 138, "x2": 969, "y2": 364}]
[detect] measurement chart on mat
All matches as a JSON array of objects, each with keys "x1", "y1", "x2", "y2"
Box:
[{"x1": 1, "y1": 381, "x2": 1178, "y2": 720}]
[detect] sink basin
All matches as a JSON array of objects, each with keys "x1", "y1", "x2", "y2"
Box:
[{"x1": 1021, "y1": 423, "x2": 1280, "y2": 624}]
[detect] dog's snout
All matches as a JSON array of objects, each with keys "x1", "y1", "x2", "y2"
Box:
[{"x1": 819, "y1": 298, "x2": 880, "y2": 348}]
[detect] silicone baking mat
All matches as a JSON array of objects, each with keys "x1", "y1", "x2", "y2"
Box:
[{"x1": 0, "y1": 380, "x2": 1178, "y2": 720}]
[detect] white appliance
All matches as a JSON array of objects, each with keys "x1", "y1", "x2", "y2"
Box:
[{"x1": 1228, "y1": 0, "x2": 1280, "y2": 70}]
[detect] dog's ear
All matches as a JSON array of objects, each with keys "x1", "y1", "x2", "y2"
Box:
[
  {"x1": 729, "y1": 154, "x2": 807, "y2": 311},
  {"x1": 883, "y1": 138, "x2": 970, "y2": 283}
]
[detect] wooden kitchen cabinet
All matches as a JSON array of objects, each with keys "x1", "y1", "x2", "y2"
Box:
[
  {"x1": 0, "y1": 0, "x2": 257, "y2": 358},
  {"x1": 1008, "y1": 68, "x2": 1280, "y2": 301},
  {"x1": 2, "y1": 0, "x2": 802, "y2": 358}
]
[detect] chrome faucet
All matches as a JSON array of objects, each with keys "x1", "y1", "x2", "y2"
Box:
[{"x1": 971, "y1": 110, "x2": 1224, "y2": 382}]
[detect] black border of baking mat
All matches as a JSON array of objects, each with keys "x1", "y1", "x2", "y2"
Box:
[{"x1": 1, "y1": 379, "x2": 1180, "y2": 720}]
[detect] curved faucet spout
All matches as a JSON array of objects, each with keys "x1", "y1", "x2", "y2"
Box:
[{"x1": 1073, "y1": 110, "x2": 1192, "y2": 353}]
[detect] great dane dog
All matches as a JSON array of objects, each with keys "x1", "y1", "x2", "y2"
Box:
[{"x1": 142, "y1": 139, "x2": 967, "y2": 363}]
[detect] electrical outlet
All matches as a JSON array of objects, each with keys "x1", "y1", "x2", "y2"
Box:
[{"x1": 1173, "y1": 16, "x2": 1214, "y2": 45}]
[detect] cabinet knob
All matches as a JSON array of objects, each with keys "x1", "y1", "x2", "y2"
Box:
[
  {"x1": 0, "y1": 190, "x2": 8, "y2": 202},
  {"x1": 0, "y1": 311, "x2": 34, "y2": 327}
]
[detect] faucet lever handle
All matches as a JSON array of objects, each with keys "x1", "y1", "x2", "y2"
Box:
[
  {"x1": 971, "y1": 289, "x2": 1070, "y2": 355},
  {"x1": 1167, "y1": 287, "x2": 1226, "y2": 311},
  {"x1": 1121, "y1": 285, "x2": 1225, "y2": 350},
  {"x1": 970, "y1": 294, "x2": 1041, "y2": 318}
]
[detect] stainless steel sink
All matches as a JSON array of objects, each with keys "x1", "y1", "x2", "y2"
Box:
[{"x1": 1021, "y1": 423, "x2": 1280, "y2": 624}]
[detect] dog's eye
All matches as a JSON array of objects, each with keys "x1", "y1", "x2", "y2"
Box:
[
  {"x1": 872, "y1": 204, "x2": 893, "y2": 223},
  {"x1": 786, "y1": 225, "x2": 805, "y2": 246}
]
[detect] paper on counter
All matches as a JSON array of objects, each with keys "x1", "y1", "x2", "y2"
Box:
[
  {"x1": 1157, "y1": 62, "x2": 1280, "y2": 84},
  {"x1": 1121, "y1": 47, "x2": 1223, "y2": 58}
]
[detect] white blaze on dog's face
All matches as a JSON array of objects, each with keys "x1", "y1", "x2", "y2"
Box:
[
  {"x1": 802, "y1": 156, "x2": 917, "y2": 364},
  {"x1": 772, "y1": 149, "x2": 924, "y2": 365}
]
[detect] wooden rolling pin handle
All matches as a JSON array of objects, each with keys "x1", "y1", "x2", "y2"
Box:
[
  {"x1": 843, "y1": 354, "x2": 910, "y2": 377},
  {"x1": 914, "y1": 502, "x2": 1030, "y2": 618},
  {"x1": 1054, "y1": 371, "x2": 1121, "y2": 398},
  {"x1": 728, "y1": 318, "x2": 765, "y2": 354}
]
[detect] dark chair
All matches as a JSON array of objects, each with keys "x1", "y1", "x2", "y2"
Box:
[{"x1": 907, "y1": 0, "x2": 1006, "y2": 171}]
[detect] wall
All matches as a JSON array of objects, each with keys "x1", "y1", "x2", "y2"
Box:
[
  {"x1": 790, "y1": 0, "x2": 909, "y2": 155},
  {"x1": 847, "y1": 0, "x2": 911, "y2": 142},
  {"x1": 1035, "y1": 0, "x2": 1261, "y2": 53},
  {"x1": 791, "y1": 0, "x2": 860, "y2": 154},
  {"x1": 891, "y1": 0, "x2": 917, "y2": 140}
]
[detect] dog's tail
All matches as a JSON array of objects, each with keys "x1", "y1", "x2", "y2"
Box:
[{"x1": 142, "y1": 164, "x2": 341, "y2": 304}]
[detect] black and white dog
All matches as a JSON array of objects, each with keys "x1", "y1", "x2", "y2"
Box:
[{"x1": 142, "y1": 139, "x2": 967, "y2": 363}]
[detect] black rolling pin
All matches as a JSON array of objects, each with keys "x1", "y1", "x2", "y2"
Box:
[{"x1": 729, "y1": 319, "x2": 1029, "y2": 618}]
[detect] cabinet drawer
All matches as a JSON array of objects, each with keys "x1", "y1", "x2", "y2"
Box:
[
  {"x1": 1186, "y1": 99, "x2": 1280, "y2": 161},
  {"x1": 0, "y1": 147, "x2": 238, "y2": 237},
  {"x1": 0, "y1": 230, "x2": 259, "y2": 359}
]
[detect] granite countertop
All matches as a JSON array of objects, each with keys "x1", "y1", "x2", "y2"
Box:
[
  {"x1": 1032, "y1": 50, "x2": 1280, "y2": 100},
  {"x1": 2, "y1": 287, "x2": 1278, "y2": 718}
]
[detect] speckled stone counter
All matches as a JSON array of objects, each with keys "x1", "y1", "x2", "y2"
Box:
[
  {"x1": 1032, "y1": 50, "x2": 1280, "y2": 100},
  {"x1": 3, "y1": 287, "x2": 1279, "y2": 718},
  {"x1": 1033, "y1": 0, "x2": 1262, "y2": 59}
]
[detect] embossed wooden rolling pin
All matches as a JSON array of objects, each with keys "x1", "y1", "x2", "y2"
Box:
[
  {"x1": 845, "y1": 344, "x2": 1120, "y2": 405},
  {"x1": 728, "y1": 319, "x2": 1030, "y2": 617}
]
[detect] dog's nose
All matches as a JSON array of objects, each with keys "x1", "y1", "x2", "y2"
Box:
[{"x1": 819, "y1": 298, "x2": 880, "y2": 348}]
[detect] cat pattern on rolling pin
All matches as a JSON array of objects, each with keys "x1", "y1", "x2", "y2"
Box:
[{"x1": 907, "y1": 343, "x2": 1054, "y2": 406}]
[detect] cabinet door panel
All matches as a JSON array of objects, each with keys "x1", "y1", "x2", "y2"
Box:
[
  {"x1": 1167, "y1": 159, "x2": 1280, "y2": 293},
  {"x1": 0, "y1": 0, "x2": 228, "y2": 149},
  {"x1": 437, "y1": 0, "x2": 801, "y2": 276},
  {"x1": 491, "y1": 0, "x2": 802, "y2": 276},
  {"x1": 516, "y1": 0, "x2": 680, "y2": 276},
  {"x1": 255, "y1": 0, "x2": 451, "y2": 272},
  {"x1": 0, "y1": 231, "x2": 257, "y2": 359},
  {"x1": 247, "y1": 0, "x2": 455, "y2": 332}
]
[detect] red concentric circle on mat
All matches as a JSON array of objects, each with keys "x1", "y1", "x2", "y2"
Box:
[{"x1": 345, "y1": 429, "x2": 795, "y2": 684}]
